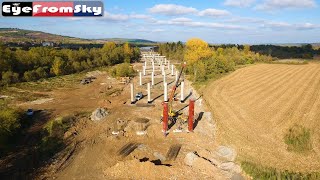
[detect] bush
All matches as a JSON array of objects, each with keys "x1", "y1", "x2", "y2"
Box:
[
  {"x1": 43, "y1": 116, "x2": 74, "y2": 138},
  {"x1": 38, "y1": 115, "x2": 74, "y2": 159},
  {"x1": 110, "y1": 63, "x2": 136, "y2": 77},
  {"x1": 284, "y1": 124, "x2": 312, "y2": 152},
  {"x1": 241, "y1": 161, "x2": 320, "y2": 180},
  {"x1": 0, "y1": 107, "x2": 22, "y2": 148},
  {"x1": 1, "y1": 71, "x2": 19, "y2": 85},
  {"x1": 23, "y1": 70, "x2": 38, "y2": 81}
]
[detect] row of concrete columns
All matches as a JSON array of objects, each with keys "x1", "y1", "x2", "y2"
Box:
[{"x1": 130, "y1": 81, "x2": 184, "y2": 104}]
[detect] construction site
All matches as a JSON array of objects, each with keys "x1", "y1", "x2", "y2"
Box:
[{"x1": 0, "y1": 52, "x2": 242, "y2": 179}]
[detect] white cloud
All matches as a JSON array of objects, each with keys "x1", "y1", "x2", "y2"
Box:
[
  {"x1": 138, "y1": 28, "x2": 165, "y2": 33},
  {"x1": 148, "y1": 4, "x2": 198, "y2": 15},
  {"x1": 198, "y1": 8, "x2": 231, "y2": 17},
  {"x1": 262, "y1": 21, "x2": 319, "y2": 30},
  {"x1": 224, "y1": 0, "x2": 256, "y2": 7},
  {"x1": 171, "y1": 17, "x2": 193, "y2": 22},
  {"x1": 130, "y1": 14, "x2": 152, "y2": 19},
  {"x1": 255, "y1": 0, "x2": 317, "y2": 11},
  {"x1": 104, "y1": 12, "x2": 129, "y2": 21},
  {"x1": 103, "y1": 12, "x2": 152, "y2": 21},
  {"x1": 296, "y1": 23, "x2": 319, "y2": 30},
  {"x1": 223, "y1": 16, "x2": 265, "y2": 23},
  {"x1": 153, "y1": 18, "x2": 247, "y2": 30}
]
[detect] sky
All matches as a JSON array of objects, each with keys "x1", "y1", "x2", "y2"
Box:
[{"x1": 0, "y1": 0, "x2": 320, "y2": 44}]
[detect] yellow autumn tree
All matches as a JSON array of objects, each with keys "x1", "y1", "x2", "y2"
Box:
[
  {"x1": 102, "y1": 42, "x2": 116, "y2": 52},
  {"x1": 184, "y1": 38, "x2": 212, "y2": 81},
  {"x1": 123, "y1": 42, "x2": 133, "y2": 63},
  {"x1": 184, "y1": 38, "x2": 212, "y2": 65}
]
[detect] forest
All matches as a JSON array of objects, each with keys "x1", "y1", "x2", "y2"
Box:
[{"x1": 0, "y1": 42, "x2": 140, "y2": 86}]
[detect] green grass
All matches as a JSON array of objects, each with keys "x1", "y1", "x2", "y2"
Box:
[
  {"x1": 284, "y1": 124, "x2": 312, "y2": 153},
  {"x1": 0, "y1": 66, "x2": 111, "y2": 103},
  {"x1": 241, "y1": 161, "x2": 320, "y2": 180},
  {"x1": 268, "y1": 60, "x2": 309, "y2": 65},
  {"x1": 39, "y1": 115, "x2": 75, "y2": 159}
]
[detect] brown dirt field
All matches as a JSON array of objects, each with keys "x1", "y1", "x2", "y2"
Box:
[
  {"x1": 2, "y1": 62, "x2": 240, "y2": 179},
  {"x1": 203, "y1": 63, "x2": 320, "y2": 172}
]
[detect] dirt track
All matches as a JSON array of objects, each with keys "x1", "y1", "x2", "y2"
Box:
[{"x1": 204, "y1": 63, "x2": 320, "y2": 172}]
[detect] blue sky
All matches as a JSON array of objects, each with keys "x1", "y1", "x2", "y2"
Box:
[{"x1": 0, "y1": 0, "x2": 320, "y2": 44}]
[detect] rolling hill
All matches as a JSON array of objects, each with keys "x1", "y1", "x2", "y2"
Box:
[{"x1": 0, "y1": 28, "x2": 156, "y2": 44}]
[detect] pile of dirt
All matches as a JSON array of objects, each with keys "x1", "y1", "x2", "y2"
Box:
[
  {"x1": 103, "y1": 159, "x2": 172, "y2": 179},
  {"x1": 86, "y1": 70, "x2": 105, "y2": 77},
  {"x1": 90, "y1": 108, "x2": 108, "y2": 121}
]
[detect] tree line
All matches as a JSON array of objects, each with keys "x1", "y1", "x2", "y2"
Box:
[
  {"x1": 0, "y1": 42, "x2": 140, "y2": 85},
  {"x1": 210, "y1": 44, "x2": 319, "y2": 59},
  {"x1": 158, "y1": 39, "x2": 273, "y2": 82}
]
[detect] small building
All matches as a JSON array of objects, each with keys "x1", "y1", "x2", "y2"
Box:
[{"x1": 42, "y1": 41, "x2": 54, "y2": 47}]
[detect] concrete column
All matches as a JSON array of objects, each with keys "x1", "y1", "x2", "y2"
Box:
[
  {"x1": 175, "y1": 71, "x2": 178, "y2": 82},
  {"x1": 144, "y1": 61, "x2": 147, "y2": 68},
  {"x1": 139, "y1": 72, "x2": 142, "y2": 86},
  {"x1": 152, "y1": 61, "x2": 155, "y2": 72},
  {"x1": 171, "y1": 65, "x2": 174, "y2": 76},
  {"x1": 143, "y1": 66, "x2": 146, "y2": 76},
  {"x1": 164, "y1": 82, "x2": 168, "y2": 102},
  {"x1": 164, "y1": 58, "x2": 167, "y2": 65},
  {"x1": 130, "y1": 83, "x2": 135, "y2": 104},
  {"x1": 167, "y1": 61, "x2": 170, "y2": 70},
  {"x1": 147, "y1": 83, "x2": 151, "y2": 103},
  {"x1": 162, "y1": 66, "x2": 165, "y2": 75},
  {"x1": 151, "y1": 72, "x2": 154, "y2": 86},
  {"x1": 180, "y1": 81, "x2": 184, "y2": 103},
  {"x1": 163, "y1": 73, "x2": 166, "y2": 84}
]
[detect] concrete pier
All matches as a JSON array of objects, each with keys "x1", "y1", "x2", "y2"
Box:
[
  {"x1": 130, "y1": 83, "x2": 134, "y2": 104},
  {"x1": 164, "y1": 82, "x2": 168, "y2": 102},
  {"x1": 147, "y1": 83, "x2": 151, "y2": 103},
  {"x1": 180, "y1": 81, "x2": 184, "y2": 103}
]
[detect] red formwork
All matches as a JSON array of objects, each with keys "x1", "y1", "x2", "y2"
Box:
[
  {"x1": 188, "y1": 99, "x2": 195, "y2": 132},
  {"x1": 163, "y1": 102, "x2": 168, "y2": 134}
]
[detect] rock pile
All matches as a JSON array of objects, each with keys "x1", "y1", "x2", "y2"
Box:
[{"x1": 91, "y1": 108, "x2": 108, "y2": 121}]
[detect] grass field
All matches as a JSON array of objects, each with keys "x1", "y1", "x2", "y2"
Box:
[{"x1": 204, "y1": 63, "x2": 320, "y2": 172}]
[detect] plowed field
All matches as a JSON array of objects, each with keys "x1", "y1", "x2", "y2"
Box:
[{"x1": 204, "y1": 63, "x2": 320, "y2": 172}]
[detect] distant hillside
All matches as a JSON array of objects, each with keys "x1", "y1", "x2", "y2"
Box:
[
  {"x1": 0, "y1": 28, "x2": 94, "y2": 44},
  {"x1": 0, "y1": 28, "x2": 156, "y2": 45},
  {"x1": 97, "y1": 38, "x2": 156, "y2": 44}
]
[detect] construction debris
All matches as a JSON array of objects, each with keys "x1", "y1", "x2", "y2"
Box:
[{"x1": 90, "y1": 108, "x2": 108, "y2": 121}]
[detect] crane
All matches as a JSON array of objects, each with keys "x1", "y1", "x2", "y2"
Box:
[{"x1": 161, "y1": 62, "x2": 186, "y2": 123}]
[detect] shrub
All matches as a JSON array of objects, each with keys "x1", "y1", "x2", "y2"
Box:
[
  {"x1": 0, "y1": 107, "x2": 22, "y2": 148},
  {"x1": 284, "y1": 124, "x2": 312, "y2": 152},
  {"x1": 39, "y1": 115, "x2": 74, "y2": 159},
  {"x1": 1, "y1": 71, "x2": 19, "y2": 85},
  {"x1": 110, "y1": 63, "x2": 136, "y2": 77},
  {"x1": 43, "y1": 116, "x2": 74, "y2": 137},
  {"x1": 23, "y1": 70, "x2": 38, "y2": 81},
  {"x1": 241, "y1": 161, "x2": 320, "y2": 180}
]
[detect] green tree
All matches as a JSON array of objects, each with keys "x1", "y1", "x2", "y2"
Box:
[
  {"x1": 23, "y1": 70, "x2": 38, "y2": 81},
  {"x1": 1, "y1": 71, "x2": 19, "y2": 85},
  {"x1": 35, "y1": 67, "x2": 48, "y2": 79}
]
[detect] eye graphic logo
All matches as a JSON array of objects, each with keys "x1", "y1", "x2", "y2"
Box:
[{"x1": 2, "y1": 1, "x2": 104, "y2": 17}]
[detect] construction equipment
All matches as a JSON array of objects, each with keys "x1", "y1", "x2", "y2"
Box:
[{"x1": 161, "y1": 62, "x2": 187, "y2": 124}]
